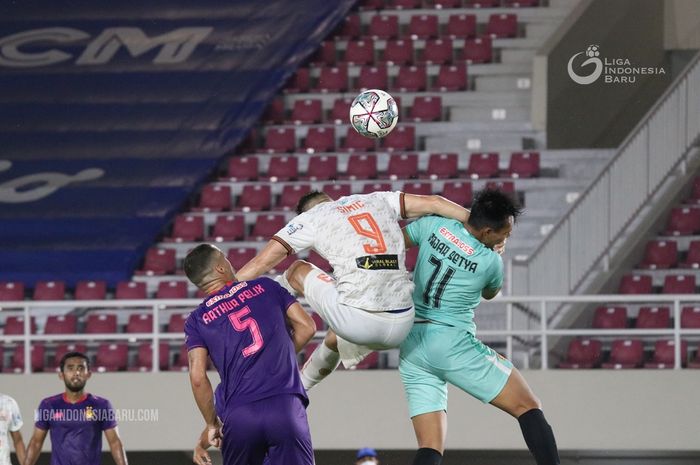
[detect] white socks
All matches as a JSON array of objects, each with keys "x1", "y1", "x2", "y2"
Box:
[{"x1": 301, "y1": 341, "x2": 340, "y2": 390}]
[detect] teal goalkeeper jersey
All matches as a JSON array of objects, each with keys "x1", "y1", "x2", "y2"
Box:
[{"x1": 405, "y1": 216, "x2": 503, "y2": 333}]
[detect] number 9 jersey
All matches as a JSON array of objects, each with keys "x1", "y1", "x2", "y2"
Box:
[{"x1": 272, "y1": 191, "x2": 413, "y2": 312}]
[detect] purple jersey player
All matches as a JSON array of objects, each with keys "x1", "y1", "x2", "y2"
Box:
[
  {"x1": 24, "y1": 351, "x2": 128, "y2": 465},
  {"x1": 183, "y1": 244, "x2": 316, "y2": 465}
]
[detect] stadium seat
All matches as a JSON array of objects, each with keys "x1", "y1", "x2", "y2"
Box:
[
  {"x1": 393, "y1": 65, "x2": 427, "y2": 92},
  {"x1": 432, "y1": 63, "x2": 468, "y2": 91},
  {"x1": 354, "y1": 351, "x2": 379, "y2": 369},
  {"x1": 429, "y1": 0, "x2": 462, "y2": 7},
  {"x1": 156, "y1": 281, "x2": 188, "y2": 299},
  {"x1": 132, "y1": 342, "x2": 170, "y2": 372},
  {"x1": 95, "y1": 343, "x2": 129, "y2": 372},
  {"x1": 506, "y1": 151, "x2": 540, "y2": 178},
  {"x1": 382, "y1": 39, "x2": 414, "y2": 65},
  {"x1": 227, "y1": 248, "x2": 257, "y2": 271},
  {"x1": 85, "y1": 313, "x2": 118, "y2": 334},
  {"x1": 409, "y1": 96, "x2": 442, "y2": 122},
  {"x1": 635, "y1": 306, "x2": 671, "y2": 328},
  {"x1": 7, "y1": 344, "x2": 45, "y2": 373},
  {"x1": 270, "y1": 255, "x2": 297, "y2": 275},
  {"x1": 486, "y1": 13, "x2": 518, "y2": 38},
  {"x1": 284, "y1": 68, "x2": 311, "y2": 94},
  {"x1": 362, "y1": 182, "x2": 393, "y2": 194},
  {"x1": 51, "y1": 343, "x2": 88, "y2": 371},
  {"x1": 303, "y1": 127, "x2": 336, "y2": 154},
  {"x1": 420, "y1": 38, "x2": 453, "y2": 65},
  {"x1": 342, "y1": 127, "x2": 377, "y2": 152},
  {"x1": 44, "y1": 315, "x2": 77, "y2": 335},
  {"x1": 442, "y1": 181, "x2": 473, "y2": 206},
  {"x1": 446, "y1": 14, "x2": 477, "y2": 39},
  {"x1": 645, "y1": 340, "x2": 688, "y2": 369},
  {"x1": 344, "y1": 154, "x2": 378, "y2": 180},
  {"x1": 357, "y1": 65, "x2": 389, "y2": 91},
  {"x1": 664, "y1": 207, "x2": 700, "y2": 235},
  {"x1": 169, "y1": 215, "x2": 205, "y2": 242},
  {"x1": 314, "y1": 65, "x2": 349, "y2": 93},
  {"x1": 309, "y1": 41, "x2": 337, "y2": 67},
  {"x1": 278, "y1": 184, "x2": 312, "y2": 211},
  {"x1": 126, "y1": 313, "x2": 153, "y2": 333},
  {"x1": 639, "y1": 240, "x2": 678, "y2": 269},
  {"x1": 383, "y1": 125, "x2": 415, "y2": 151},
  {"x1": 424, "y1": 152, "x2": 458, "y2": 179},
  {"x1": 168, "y1": 313, "x2": 189, "y2": 333},
  {"x1": 115, "y1": 281, "x2": 147, "y2": 300},
  {"x1": 360, "y1": 0, "x2": 386, "y2": 10},
  {"x1": 618, "y1": 274, "x2": 652, "y2": 294},
  {"x1": 307, "y1": 250, "x2": 332, "y2": 272},
  {"x1": 336, "y1": 14, "x2": 362, "y2": 39},
  {"x1": 309, "y1": 312, "x2": 325, "y2": 331},
  {"x1": 484, "y1": 180, "x2": 516, "y2": 196},
  {"x1": 303, "y1": 155, "x2": 338, "y2": 181},
  {"x1": 323, "y1": 183, "x2": 352, "y2": 199},
  {"x1": 465, "y1": 0, "x2": 500, "y2": 6},
  {"x1": 689, "y1": 344, "x2": 700, "y2": 369},
  {"x1": 3, "y1": 316, "x2": 37, "y2": 335},
  {"x1": 197, "y1": 184, "x2": 232, "y2": 212},
  {"x1": 261, "y1": 98, "x2": 285, "y2": 125},
  {"x1": 170, "y1": 344, "x2": 190, "y2": 371},
  {"x1": 461, "y1": 37, "x2": 493, "y2": 64},
  {"x1": 403, "y1": 182, "x2": 433, "y2": 196},
  {"x1": 226, "y1": 156, "x2": 259, "y2": 181},
  {"x1": 405, "y1": 246, "x2": 418, "y2": 271},
  {"x1": 663, "y1": 274, "x2": 696, "y2": 294},
  {"x1": 467, "y1": 152, "x2": 499, "y2": 178},
  {"x1": 237, "y1": 185, "x2": 272, "y2": 212},
  {"x1": 592, "y1": 306, "x2": 628, "y2": 329},
  {"x1": 681, "y1": 306, "x2": 700, "y2": 328},
  {"x1": 558, "y1": 338, "x2": 603, "y2": 369},
  {"x1": 291, "y1": 99, "x2": 323, "y2": 124},
  {"x1": 385, "y1": 153, "x2": 419, "y2": 180},
  {"x1": 250, "y1": 214, "x2": 286, "y2": 241},
  {"x1": 0, "y1": 282, "x2": 24, "y2": 301},
  {"x1": 331, "y1": 97, "x2": 354, "y2": 124},
  {"x1": 210, "y1": 215, "x2": 246, "y2": 241},
  {"x1": 679, "y1": 240, "x2": 700, "y2": 268},
  {"x1": 33, "y1": 281, "x2": 66, "y2": 300},
  {"x1": 265, "y1": 156, "x2": 299, "y2": 181},
  {"x1": 407, "y1": 14, "x2": 439, "y2": 39},
  {"x1": 343, "y1": 39, "x2": 375, "y2": 65},
  {"x1": 368, "y1": 14, "x2": 400, "y2": 39},
  {"x1": 261, "y1": 128, "x2": 296, "y2": 154},
  {"x1": 601, "y1": 339, "x2": 643, "y2": 369}
]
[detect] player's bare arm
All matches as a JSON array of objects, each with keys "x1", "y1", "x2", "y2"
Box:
[
  {"x1": 193, "y1": 426, "x2": 212, "y2": 465},
  {"x1": 104, "y1": 427, "x2": 128, "y2": 465},
  {"x1": 10, "y1": 430, "x2": 26, "y2": 465},
  {"x1": 285, "y1": 302, "x2": 317, "y2": 352},
  {"x1": 236, "y1": 239, "x2": 289, "y2": 281},
  {"x1": 188, "y1": 347, "x2": 222, "y2": 445},
  {"x1": 22, "y1": 427, "x2": 47, "y2": 465},
  {"x1": 403, "y1": 193, "x2": 470, "y2": 223}
]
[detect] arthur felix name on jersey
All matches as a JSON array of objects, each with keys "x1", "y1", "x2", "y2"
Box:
[{"x1": 427, "y1": 230, "x2": 479, "y2": 273}]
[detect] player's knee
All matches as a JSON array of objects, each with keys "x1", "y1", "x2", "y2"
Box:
[
  {"x1": 287, "y1": 260, "x2": 312, "y2": 293},
  {"x1": 518, "y1": 395, "x2": 542, "y2": 416}
]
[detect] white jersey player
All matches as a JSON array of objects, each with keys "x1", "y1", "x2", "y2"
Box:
[
  {"x1": 236, "y1": 190, "x2": 469, "y2": 389},
  {"x1": 0, "y1": 393, "x2": 25, "y2": 465}
]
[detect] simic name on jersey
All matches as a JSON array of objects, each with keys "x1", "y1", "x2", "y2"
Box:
[{"x1": 427, "y1": 232, "x2": 478, "y2": 273}]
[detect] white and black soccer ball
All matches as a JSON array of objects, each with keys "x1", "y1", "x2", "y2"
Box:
[
  {"x1": 585, "y1": 44, "x2": 600, "y2": 58},
  {"x1": 349, "y1": 89, "x2": 399, "y2": 139}
]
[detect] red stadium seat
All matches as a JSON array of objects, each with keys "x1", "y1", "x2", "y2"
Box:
[
  {"x1": 168, "y1": 313, "x2": 189, "y2": 333},
  {"x1": 132, "y1": 342, "x2": 170, "y2": 371},
  {"x1": 227, "y1": 248, "x2": 257, "y2": 271},
  {"x1": 51, "y1": 343, "x2": 88, "y2": 371},
  {"x1": 261, "y1": 128, "x2": 296, "y2": 154},
  {"x1": 323, "y1": 183, "x2": 352, "y2": 199},
  {"x1": 403, "y1": 182, "x2": 433, "y2": 196},
  {"x1": 343, "y1": 39, "x2": 375, "y2": 65},
  {"x1": 95, "y1": 343, "x2": 128, "y2": 372},
  {"x1": 461, "y1": 37, "x2": 493, "y2": 64},
  {"x1": 679, "y1": 240, "x2": 700, "y2": 268},
  {"x1": 210, "y1": 214, "x2": 245, "y2": 241},
  {"x1": 446, "y1": 14, "x2": 477, "y2": 39},
  {"x1": 197, "y1": 184, "x2": 232, "y2": 212},
  {"x1": 663, "y1": 274, "x2": 696, "y2": 294},
  {"x1": 645, "y1": 339, "x2": 688, "y2": 369},
  {"x1": 393, "y1": 65, "x2": 427, "y2": 92},
  {"x1": 261, "y1": 97, "x2": 285, "y2": 125},
  {"x1": 237, "y1": 185, "x2": 272, "y2": 212},
  {"x1": 236, "y1": 129, "x2": 259, "y2": 154},
  {"x1": 85, "y1": 313, "x2": 117, "y2": 334},
  {"x1": 432, "y1": 63, "x2": 468, "y2": 91},
  {"x1": 592, "y1": 306, "x2": 627, "y2": 329},
  {"x1": 314, "y1": 65, "x2": 349, "y2": 93},
  {"x1": 407, "y1": 14, "x2": 439, "y2": 39},
  {"x1": 8, "y1": 344, "x2": 45, "y2": 373},
  {"x1": 635, "y1": 306, "x2": 670, "y2": 329},
  {"x1": 382, "y1": 39, "x2": 414, "y2": 65},
  {"x1": 291, "y1": 99, "x2": 323, "y2": 125},
  {"x1": 309, "y1": 41, "x2": 337, "y2": 67},
  {"x1": 601, "y1": 339, "x2": 643, "y2": 369},
  {"x1": 467, "y1": 152, "x2": 499, "y2": 178},
  {"x1": 226, "y1": 156, "x2": 259, "y2": 182},
  {"x1": 425, "y1": 152, "x2": 458, "y2": 179},
  {"x1": 419, "y1": 38, "x2": 453, "y2": 65},
  {"x1": 368, "y1": 14, "x2": 400, "y2": 39},
  {"x1": 330, "y1": 97, "x2": 354, "y2": 124},
  {"x1": 156, "y1": 281, "x2": 188, "y2": 299},
  {"x1": 465, "y1": 0, "x2": 500, "y2": 6},
  {"x1": 360, "y1": 0, "x2": 386, "y2": 10},
  {"x1": 44, "y1": 315, "x2": 77, "y2": 335},
  {"x1": 265, "y1": 156, "x2": 299, "y2": 181},
  {"x1": 618, "y1": 274, "x2": 652, "y2": 294},
  {"x1": 3, "y1": 315, "x2": 37, "y2": 335},
  {"x1": 169, "y1": 215, "x2": 204, "y2": 242},
  {"x1": 278, "y1": 184, "x2": 312, "y2": 211},
  {"x1": 430, "y1": 0, "x2": 462, "y2": 7},
  {"x1": 336, "y1": 14, "x2": 362, "y2": 39},
  {"x1": 681, "y1": 306, "x2": 700, "y2": 328},
  {"x1": 342, "y1": 128, "x2": 377, "y2": 152},
  {"x1": 345, "y1": 154, "x2": 378, "y2": 180},
  {"x1": 385, "y1": 153, "x2": 419, "y2": 180},
  {"x1": 363, "y1": 182, "x2": 393, "y2": 194},
  {"x1": 557, "y1": 338, "x2": 602, "y2": 369},
  {"x1": 639, "y1": 240, "x2": 678, "y2": 269},
  {"x1": 304, "y1": 155, "x2": 338, "y2": 181},
  {"x1": 309, "y1": 312, "x2": 325, "y2": 331},
  {"x1": 303, "y1": 127, "x2": 336, "y2": 154},
  {"x1": 354, "y1": 351, "x2": 379, "y2": 369},
  {"x1": 307, "y1": 250, "x2": 332, "y2": 272},
  {"x1": 250, "y1": 214, "x2": 286, "y2": 241},
  {"x1": 284, "y1": 68, "x2": 311, "y2": 94},
  {"x1": 115, "y1": 281, "x2": 147, "y2": 300},
  {"x1": 271, "y1": 255, "x2": 298, "y2": 275},
  {"x1": 664, "y1": 207, "x2": 700, "y2": 235},
  {"x1": 0, "y1": 282, "x2": 24, "y2": 301},
  {"x1": 33, "y1": 281, "x2": 66, "y2": 300},
  {"x1": 357, "y1": 65, "x2": 389, "y2": 91},
  {"x1": 442, "y1": 181, "x2": 473, "y2": 207},
  {"x1": 170, "y1": 344, "x2": 189, "y2": 371},
  {"x1": 409, "y1": 96, "x2": 442, "y2": 122},
  {"x1": 486, "y1": 13, "x2": 518, "y2": 38},
  {"x1": 383, "y1": 125, "x2": 415, "y2": 151},
  {"x1": 506, "y1": 151, "x2": 540, "y2": 178},
  {"x1": 484, "y1": 181, "x2": 516, "y2": 196},
  {"x1": 405, "y1": 246, "x2": 418, "y2": 271},
  {"x1": 126, "y1": 313, "x2": 153, "y2": 333}
]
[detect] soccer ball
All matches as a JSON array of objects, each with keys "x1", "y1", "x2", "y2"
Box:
[
  {"x1": 585, "y1": 45, "x2": 600, "y2": 58},
  {"x1": 349, "y1": 89, "x2": 399, "y2": 139}
]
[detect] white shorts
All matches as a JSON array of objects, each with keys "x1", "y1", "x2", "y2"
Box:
[{"x1": 302, "y1": 266, "x2": 415, "y2": 368}]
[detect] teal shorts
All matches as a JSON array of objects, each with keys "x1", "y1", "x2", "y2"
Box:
[{"x1": 399, "y1": 322, "x2": 513, "y2": 418}]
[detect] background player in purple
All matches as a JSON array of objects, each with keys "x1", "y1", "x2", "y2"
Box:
[
  {"x1": 23, "y1": 351, "x2": 128, "y2": 465},
  {"x1": 184, "y1": 244, "x2": 317, "y2": 465}
]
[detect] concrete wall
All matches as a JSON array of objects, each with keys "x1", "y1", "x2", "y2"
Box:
[
  {"x1": 664, "y1": 0, "x2": 700, "y2": 50},
  {"x1": 3, "y1": 369, "x2": 700, "y2": 452}
]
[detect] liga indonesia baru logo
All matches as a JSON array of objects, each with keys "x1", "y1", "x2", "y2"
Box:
[{"x1": 567, "y1": 45, "x2": 665, "y2": 85}]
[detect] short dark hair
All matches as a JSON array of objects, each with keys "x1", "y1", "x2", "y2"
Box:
[
  {"x1": 183, "y1": 244, "x2": 220, "y2": 285},
  {"x1": 467, "y1": 189, "x2": 522, "y2": 230},
  {"x1": 296, "y1": 190, "x2": 330, "y2": 214},
  {"x1": 60, "y1": 351, "x2": 90, "y2": 372}
]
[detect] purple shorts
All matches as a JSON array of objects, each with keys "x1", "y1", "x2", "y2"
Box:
[{"x1": 221, "y1": 394, "x2": 314, "y2": 465}]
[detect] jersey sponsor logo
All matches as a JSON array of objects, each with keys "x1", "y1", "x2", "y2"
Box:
[
  {"x1": 427, "y1": 233, "x2": 479, "y2": 273},
  {"x1": 438, "y1": 227, "x2": 474, "y2": 255},
  {"x1": 355, "y1": 254, "x2": 399, "y2": 270},
  {"x1": 85, "y1": 406, "x2": 95, "y2": 420},
  {"x1": 336, "y1": 200, "x2": 365, "y2": 214},
  {"x1": 285, "y1": 222, "x2": 303, "y2": 235},
  {"x1": 205, "y1": 282, "x2": 248, "y2": 308}
]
